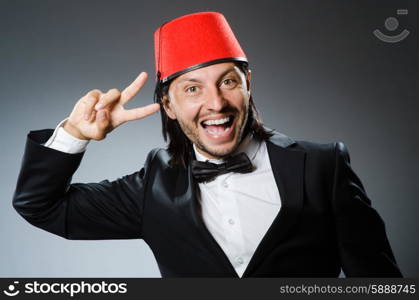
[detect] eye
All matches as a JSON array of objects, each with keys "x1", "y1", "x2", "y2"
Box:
[
  {"x1": 221, "y1": 78, "x2": 237, "y2": 88},
  {"x1": 185, "y1": 86, "x2": 198, "y2": 94}
]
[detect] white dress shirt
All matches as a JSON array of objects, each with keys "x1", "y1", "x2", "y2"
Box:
[
  {"x1": 193, "y1": 134, "x2": 281, "y2": 277},
  {"x1": 44, "y1": 122, "x2": 282, "y2": 277}
]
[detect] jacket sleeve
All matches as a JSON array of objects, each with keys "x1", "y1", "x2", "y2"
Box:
[
  {"x1": 13, "y1": 129, "x2": 156, "y2": 240},
  {"x1": 332, "y1": 142, "x2": 403, "y2": 277}
]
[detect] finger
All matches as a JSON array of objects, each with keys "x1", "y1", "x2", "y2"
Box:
[
  {"x1": 120, "y1": 72, "x2": 148, "y2": 105},
  {"x1": 83, "y1": 89, "x2": 101, "y2": 121},
  {"x1": 84, "y1": 109, "x2": 97, "y2": 123},
  {"x1": 96, "y1": 109, "x2": 109, "y2": 131},
  {"x1": 121, "y1": 103, "x2": 160, "y2": 123},
  {"x1": 95, "y1": 88, "x2": 121, "y2": 110}
]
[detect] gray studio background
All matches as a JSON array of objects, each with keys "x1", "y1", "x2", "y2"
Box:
[{"x1": 1, "y1": 0, "x2": 417, "y2": 277}]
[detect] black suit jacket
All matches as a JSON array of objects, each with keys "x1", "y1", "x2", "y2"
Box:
[{"x1": 13, "y1": 129, "x2": 402, "y2": 277}]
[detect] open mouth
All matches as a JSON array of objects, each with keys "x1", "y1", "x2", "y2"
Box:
[{"x1": 200, "y1": 115, "x2": 235, "y2": 136}]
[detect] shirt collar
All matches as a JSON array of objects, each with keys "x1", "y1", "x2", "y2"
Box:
[{"x1": 193, "y1": 132, "x2": 261, "y2": 164}]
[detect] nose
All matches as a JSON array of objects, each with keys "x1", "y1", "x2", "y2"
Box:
[{"x1": 204, "y1": 86, "x2": 227, "y2": 112}]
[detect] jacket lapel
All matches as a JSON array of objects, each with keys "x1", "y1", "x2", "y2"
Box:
[
  {"x1": 173, "y1": 161, "x2": 238, "y2": 276},
  {"x1": 173, "y1": 131, "x2": 306, "y2": 277},
  {"x1": 242, "y1": 132, "x2": 306, "y2": 276}
]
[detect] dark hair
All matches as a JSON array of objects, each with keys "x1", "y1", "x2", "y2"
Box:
[{"x1": 153, "y1": 62, "x2": 273, "y2": 167}]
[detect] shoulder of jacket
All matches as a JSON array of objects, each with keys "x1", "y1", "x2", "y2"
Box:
[
  {"x1": 289, "y1": 138, "x2": 351, "y2": 165},
  {"x1": 295, "y1": 139, "x2": 337, "y2": 153},
  {"x1": 146, "y1": 147, "x2": 172, "y2": 168},
  {"x1": 296, "y1": 140, "x2": 352, "y2": 170},
  {"x1": 265, "y1": 127, "x2": 349, "y2": 155}
]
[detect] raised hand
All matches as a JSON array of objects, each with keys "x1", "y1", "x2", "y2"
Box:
[{"x1": 64, "y1": 72, "x2": 160, "y2": 140}]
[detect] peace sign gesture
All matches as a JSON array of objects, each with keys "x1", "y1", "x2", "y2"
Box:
[{"x1": 64, "y1": 72, "x2": 160, "y2": 140}]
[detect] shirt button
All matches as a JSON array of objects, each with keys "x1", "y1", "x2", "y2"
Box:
[
  {"x1": 228, "y1": 218, "x2": 235, "y2": 225},
  {"x1": 222, "y1": 181, "x2": 229, "y2": 188},
  {"x1": 236, "y1": 257, "x2": 244, "y2": 265}
]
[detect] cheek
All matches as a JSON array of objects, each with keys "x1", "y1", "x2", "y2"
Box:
[
  {"x1": 174, "y1": 101, "x2": 202, "y2": 124},
  {"x1": 228, "y1": 90, "x2": 249, "y2": 110}
]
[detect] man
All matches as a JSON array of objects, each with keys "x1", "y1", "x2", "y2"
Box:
[{"x1": 13, "y1": 12, "x2": 402, "y2": 277}]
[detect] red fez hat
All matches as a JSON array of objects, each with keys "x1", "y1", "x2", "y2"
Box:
[{"x1": 154, "y1": 12, "x2": 247, "y2": 83}]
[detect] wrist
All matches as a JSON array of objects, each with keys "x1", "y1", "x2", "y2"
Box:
[{"x1": 63, "y1": 121, "x2": 89, "y2": 140}]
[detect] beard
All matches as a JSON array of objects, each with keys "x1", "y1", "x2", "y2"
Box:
[{"x1": 177, "y1": 105, "x2": 249, "y2": 159}]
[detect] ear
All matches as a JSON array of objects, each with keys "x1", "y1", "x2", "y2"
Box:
[
  {"x1": 162, "y1": 95, "x2": 177, "y2": 120},
  {"x1": 246, "y1": 69, "x2": 252, "y2": 94}
]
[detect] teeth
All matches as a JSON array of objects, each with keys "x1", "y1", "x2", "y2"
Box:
[
  {"x1": 203, "y1": 116, "x2": 230, "y2": 126},
  {"x1": 205, "y1": 126, "x2": 231, "y2": 135}
]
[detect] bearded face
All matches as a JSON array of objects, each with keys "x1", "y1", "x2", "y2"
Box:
[{"x1": 163, "y1": 62, "x2": 251, "y2": 159}]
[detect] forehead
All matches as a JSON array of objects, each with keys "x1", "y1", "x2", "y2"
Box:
[{"x1": 171, "y1": 62, "x2": 243, "y2": 85}]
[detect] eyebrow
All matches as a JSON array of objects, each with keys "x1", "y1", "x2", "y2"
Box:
[{"x1": 177, "y1": 67, "x2": 238, "y2": 84}]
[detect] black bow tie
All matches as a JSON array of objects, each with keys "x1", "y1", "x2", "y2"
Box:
[{"x1": 191, "y1": 152, "x2": 255, "y2": 183}]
